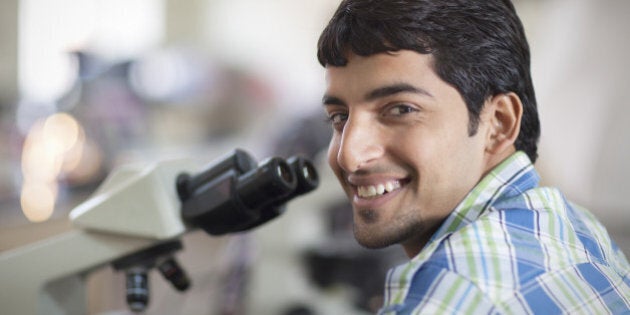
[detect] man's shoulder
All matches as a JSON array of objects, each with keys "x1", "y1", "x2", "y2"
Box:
[
  {"x1": 407, "y1": 256, "x2": 630, "y2": 314},
  {"x1": 416, "y1": 189, "x2": 630, "y2": 313},
  {"x1": 434, "y1": 188, "x2": 616, "y2": 275}
]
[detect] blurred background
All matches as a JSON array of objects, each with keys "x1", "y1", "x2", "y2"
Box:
[{"x1": 0, "y1": 0, "x2": 628, "y2": 314}]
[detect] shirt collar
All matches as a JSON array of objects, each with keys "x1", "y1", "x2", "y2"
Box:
[{"x1": 430, "y1": 150, "x2": 538, "y2": 242}]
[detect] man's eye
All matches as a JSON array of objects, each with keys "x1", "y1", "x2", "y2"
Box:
[
  {"x1": 386, "y1": 104, "x2": 418, "y2": 116},
  {"x1": 327, "y1": 113, "x2": 348, "y2": 124}
]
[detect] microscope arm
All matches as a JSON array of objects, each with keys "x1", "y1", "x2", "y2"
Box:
[{"x1": 0, "y1": 149, "x2": 319, "y2": 315}]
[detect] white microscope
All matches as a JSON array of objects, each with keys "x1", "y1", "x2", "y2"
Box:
[{"x1": 0, "y1": 149, "x2": 319, "y2": 315}]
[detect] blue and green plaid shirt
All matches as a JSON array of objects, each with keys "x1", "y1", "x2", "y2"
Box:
[{"x1": 379, "y1": 151, "x2": 630, "y2": 314}]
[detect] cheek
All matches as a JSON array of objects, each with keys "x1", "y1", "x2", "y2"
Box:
[
  {"x1": 393, "y1": 129, "x2": 438, "y2": 168},
  {"x1": 418, "y1": 134, "x2": 486, "y2": 201},
  {"x1": 397, "y1": 130, "x2": 463, "y2": 189}
]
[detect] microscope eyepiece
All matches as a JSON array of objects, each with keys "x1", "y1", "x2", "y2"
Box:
[
  {"x1": 225, "y1": 156, "x2": 321, "y2": 232},
  {"x1": 178, "y1": 149, "x2": 319, "y2": 235},
  {"x1": 287, "y1": 156, "x2": 319, "y2": 196},
  {"x1": 236, "y1": 157, "x2": 297, "y2": 209},
  {"x1": 278, "y1": 160, "x2": 294, "y2": 183},
  {"x1": 177, "y1": 149, "x2": 257, "y2": 201}
]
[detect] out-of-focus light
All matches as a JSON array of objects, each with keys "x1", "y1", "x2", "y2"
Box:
[
  {"x1": 21, "y1": 121, "x2": 62, "y2": 183},
  {"x1": 20, "y1": 112, "x2": 94, "y2": 223},
  {"x1": 42, "y1": 113, "x2": 81, "y2": 155},
  {"x1": 21, "y1": 113, "x2": 82, "y2": 181},
  {"x1": 61, "y1": 129, "x2": 86, "y2": 174},
  {"x1": 20, "y1": 181, "x2": 57, "y2": 223}
]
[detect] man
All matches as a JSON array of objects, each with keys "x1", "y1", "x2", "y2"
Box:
[{"x1": 317, "y1": 0, "x2": 630, "y2": 313}]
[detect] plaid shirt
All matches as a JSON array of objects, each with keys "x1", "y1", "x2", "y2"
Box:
[{"x1": 378, "y1": 152, "x2": 630, "y2": 314}]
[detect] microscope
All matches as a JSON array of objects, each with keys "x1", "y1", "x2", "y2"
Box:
[{"x1": 0, "y1": 149, "x2": 319, "y2": 315}]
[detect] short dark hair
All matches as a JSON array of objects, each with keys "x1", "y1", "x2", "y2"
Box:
[{"x1": 318, "y1": 0, "x2": 540, "y2": 162}]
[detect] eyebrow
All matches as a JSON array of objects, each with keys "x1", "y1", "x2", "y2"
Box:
[
  {"x1": 366, "y1": 83, "x2": 433, "y2": 101},
  {"x1": 322, "y1": 83, "x2": 433, "y2": 106}
]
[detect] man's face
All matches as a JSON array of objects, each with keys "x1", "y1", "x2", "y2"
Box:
[{"x1": 323, "y1": 50, "x2": 491, "y2": 256}]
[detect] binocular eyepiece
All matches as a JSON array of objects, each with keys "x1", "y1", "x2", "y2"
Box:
[{"x1": 177, "y1": 149, "x2": 319, "y2": 235}]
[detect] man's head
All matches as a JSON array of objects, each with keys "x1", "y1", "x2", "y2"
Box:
[
  {"x1": 318, "y1": 0, "x2": 539, "y2": 162},
  {"x1": 319, "y1": 0, "x2": 539, "y2": 257}
]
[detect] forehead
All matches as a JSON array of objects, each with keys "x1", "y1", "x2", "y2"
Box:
[
  {"x1": 330, "y1": 50, "x2": 430, "y2": 74},
  {"x1": 324, "y1": 50, "x2": 452, "y2": 101}
]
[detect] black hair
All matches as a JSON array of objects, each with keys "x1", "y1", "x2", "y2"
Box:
[{"x1": 318, "y1": 0, "x2": 540, "y2": 162}]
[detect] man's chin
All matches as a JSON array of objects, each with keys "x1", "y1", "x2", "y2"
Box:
[
  {"x1": 353, "y1": 216, "x2": 426, "y2": 251},
  {"x1": 353, "y1": 225, "x2": 399, "y2": 250}
]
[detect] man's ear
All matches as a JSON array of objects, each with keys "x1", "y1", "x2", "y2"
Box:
[{"x1": 484, "y1": 92, "x2": 522, "y2": 155}]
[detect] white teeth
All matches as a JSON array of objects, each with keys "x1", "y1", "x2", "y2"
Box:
[
  {"x1": 367, "y1": 186, "x2": 376, "y2": 195},
  {"x1": 385, "y1": 182, "x2": 394, "y2": 192},
  {"x1": 357, "y1": 181, "x2": 401, "y2": 198},
  {"x1": 376, "y1": 184, "x2": 385, "y2": 195}
]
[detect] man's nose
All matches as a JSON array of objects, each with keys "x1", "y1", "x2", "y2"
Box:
[{"x1": 336, "y1": 116, "x2": 383, "y2": 173}]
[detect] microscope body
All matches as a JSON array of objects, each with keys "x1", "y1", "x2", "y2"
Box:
[{"x1": 0, "y1": 150, "x2": 318, "y2": 315}]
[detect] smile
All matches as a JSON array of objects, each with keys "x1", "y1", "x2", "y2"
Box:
[{"x1": 356, "y1": 180, "x2": 402, "y2": 199}]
